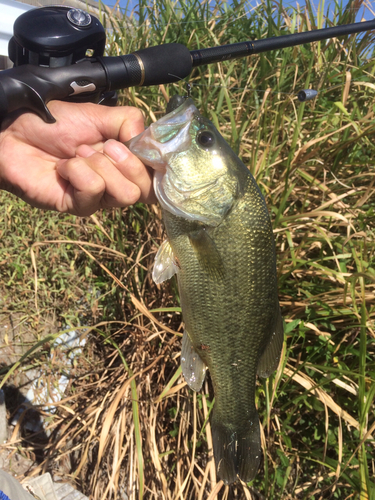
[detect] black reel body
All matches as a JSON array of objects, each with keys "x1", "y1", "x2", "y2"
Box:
[
  {"x1": 9, "y1": 6, "x2": 106, "y2": 67},
  {"x1": 7, "y1": 6, "x2": 116, "y2": 106}
]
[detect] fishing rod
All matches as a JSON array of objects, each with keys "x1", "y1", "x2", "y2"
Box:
[{"x1": 0, "y1": 6, "x2": 374, "y2": 123}]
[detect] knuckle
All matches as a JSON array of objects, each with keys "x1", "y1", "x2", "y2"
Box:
[
  {"x1": 126, "y1": 106, "x2": 144, "y2": 125},
  {"x1": 128, "y1": 157, "x2": 145, "y2": 176},
  {"x1": 67, "y1": 157, "x2": 105, "y2": 195},
  {"x1": 67, "y1": 156, "x2": 83, "y2": 170},
  {"x1": 86, "y1": 174, "x2": 105, "y2": 196},
  {"x1": 127, "y1": 185, "x2": 141, "y2": 204}
]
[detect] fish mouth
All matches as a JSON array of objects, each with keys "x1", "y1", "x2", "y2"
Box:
[
  {"x1": 126, "y1": 98, "x2": 198, "y2": 171},
  {"x1": 127, "y1": 98, "x2": 231, "y2": 224}
]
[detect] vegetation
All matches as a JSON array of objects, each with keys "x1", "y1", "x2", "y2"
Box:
[{"x1": 0, "y1": 0, "x2": 374, "y2": 498}]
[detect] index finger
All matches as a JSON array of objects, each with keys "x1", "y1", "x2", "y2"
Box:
[{"x1": 48, "y1": 101, "x2": 145, "y2": 143}]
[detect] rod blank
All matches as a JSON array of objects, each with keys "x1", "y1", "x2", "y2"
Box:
[{"x1": 191, "y1": 18, "x2": 375, "y2": 67}]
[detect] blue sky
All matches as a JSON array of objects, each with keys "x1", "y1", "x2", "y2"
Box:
[{"x1": 103, "y1": 0, "x2": 375, "y2": 22}]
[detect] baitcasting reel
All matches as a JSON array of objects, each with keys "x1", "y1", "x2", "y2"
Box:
[
  {"x1": 9, "y1": 7, "x2": 106, "y2": 68},
  {"x1": 7, "y1": 6, "x2": 116, "y2": 106}
]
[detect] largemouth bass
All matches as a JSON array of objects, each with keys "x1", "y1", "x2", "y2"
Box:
[{"x1": 127, "y1": 96, "x2": 284, "y2": 484}]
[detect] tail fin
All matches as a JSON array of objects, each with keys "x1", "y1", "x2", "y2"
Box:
[{"x1": 211, "y1": 413, "x2": 261, "y2": 484}]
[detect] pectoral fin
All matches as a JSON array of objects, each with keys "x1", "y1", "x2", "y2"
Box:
[
  {"x1": 257, "y1": 304, "x2": 284, "y2": 378},
  {"x1": 181, "y1": 330, "x2": 206, "y2": 391},
  {"x1": 152, "y1": 238, "x2": 179, "y2": 284},
  {"x1": 188, "y1": 228, "x2": 224, "y2": 280}
]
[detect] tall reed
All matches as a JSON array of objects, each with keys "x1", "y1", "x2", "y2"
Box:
[{"x1": 0, "y1": 0, "x2": 374, "y2": 498}]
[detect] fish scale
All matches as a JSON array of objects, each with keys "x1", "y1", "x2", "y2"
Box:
[{"x1": 162, "y1": 174, "x2": 278, "y2": 482}]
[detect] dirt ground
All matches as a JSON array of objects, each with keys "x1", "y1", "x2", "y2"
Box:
[{"x1": 0, "y1": 311, "x2": 72, "y2": 482}]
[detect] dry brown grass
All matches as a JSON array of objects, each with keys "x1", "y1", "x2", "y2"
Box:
[{"x1": 1, "y1": 0, "x2": 374, "y2": 498}]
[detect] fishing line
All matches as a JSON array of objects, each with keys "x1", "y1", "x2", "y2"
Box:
[{"x1": 164, "y1": 73, "x2": 299, "y2": 99}]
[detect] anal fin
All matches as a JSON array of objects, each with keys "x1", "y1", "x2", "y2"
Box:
[{"x1": 181, "y1": 330, "x2": 206, "y2": 391}]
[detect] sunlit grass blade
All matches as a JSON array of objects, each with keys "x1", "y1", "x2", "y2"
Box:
[{"x1": 0, "y1": 0, "x2": 374, "y2": 498}]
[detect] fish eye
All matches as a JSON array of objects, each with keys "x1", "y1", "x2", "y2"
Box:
[{"x1": 197, "y1": 130, "x2": 215, "y2": 149}]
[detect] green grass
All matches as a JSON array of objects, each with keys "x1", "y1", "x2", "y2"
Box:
[{"x1": 0, "y1": 0, "x2": 374, "y2": 498}]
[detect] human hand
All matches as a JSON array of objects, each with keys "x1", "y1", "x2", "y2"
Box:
[{"x1": 0, "y1": 101, "x2": 156, "y2": 215}]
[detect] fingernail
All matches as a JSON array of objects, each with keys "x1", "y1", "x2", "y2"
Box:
[{"x1": 104, "y1": 139, "x2": 129, "y2": 163}]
